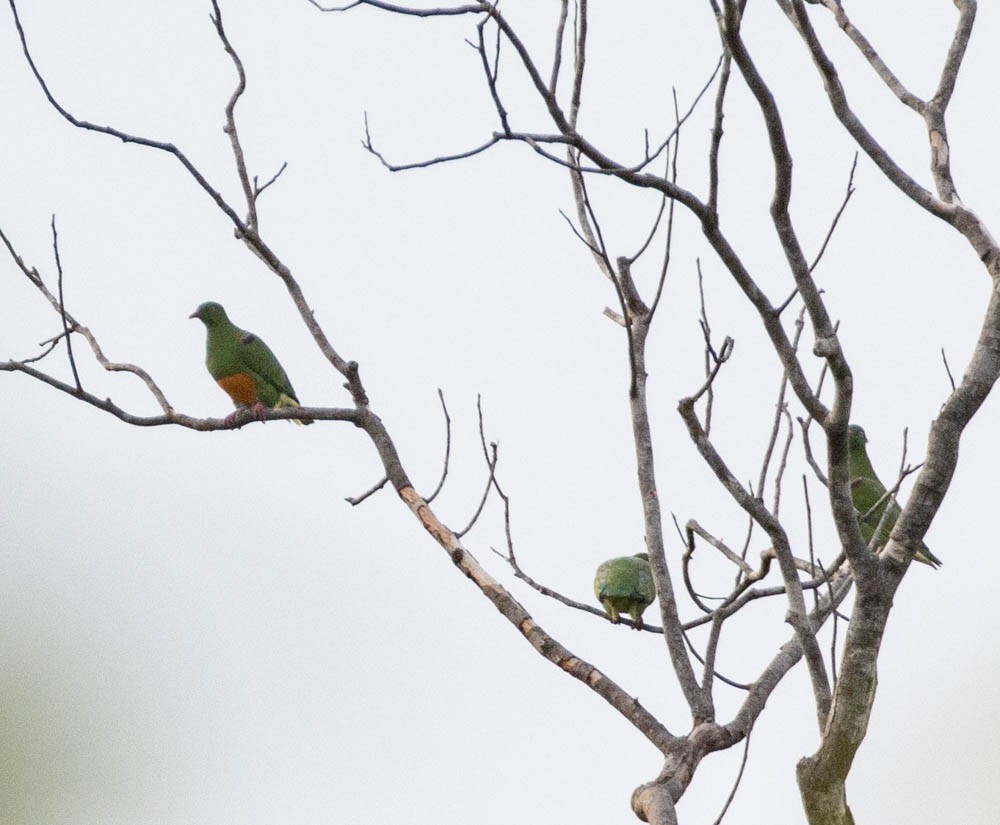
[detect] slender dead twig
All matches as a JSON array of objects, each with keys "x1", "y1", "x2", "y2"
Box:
[
  {"x1": 760, "y1": 304, "x2": 807, "y2": 512},
  {"x1": 799, "y1": 415, "x2": 828, "y2": 487},
  {"x1": 558, "y1": 208, "x2": 607, "y2": 261},
  {"x1": 681, "y1": 629, "x2": 750, "y2": 690},
  {"x1": 771, "y1": 407, "x2": 795, "y2": 517},
  {"x1": 803, "y1": 475, "x2": 819, "y2": 613},
  {"x1": 687, "y1": 519, "x2": 755, "y2": 577},
  {"x1": 646, "y1": 95, "x2": 681, "y2": 321},
  {"x1": 253, "y1": 161, "x2": 288, "y2": 202},
  {"x1": 306, "y1": 0, "x2": 483, "y2": 16},
  {"x1": 941, "y1": 347, "x2": 957, "y2": 392},
  {"x1": 689, "y1": 331, "x2": 734, "y2": 408},
  {"x1": 707, "y1": 49, "x2": 732, "y2": 215},
  {"x1": 209, "y1": 0, "x2": 256, "y2": 228},
  {"x1": 425, "y1": 389, "x2": 452, "y2": 504},
  {"x1": 694, "y1": 261, "x2": 729, "y2": 432},
  {"x1": 18, "y1": 336, "x2": 62, "y2": 365},
  {"x1": 548, "y1": 0, "x2": 569, "y2": 94},
  {"x1": 49, "y1": 217, "x2": 81, "y2": 393},
  {"x1": 2, "y1": 224, "x2": 177, "y2": 413},
  {"x1": 455, "y1": 442, "x2": 498, "y2": 538},
  {"x1": 475, "y1": 14, "x2": 511, "y2": 135},
  {"x1": 711, "y1": 726, "x2": 753, "y2": 825},
  {"x1": 809, "y1": 153, "x2": 858, "y2": 272},
  {"x1": 363, "y1": 112, "x2": 501, "y2": 171},
  {"x1": 345, "y1": 476, "x2": 390, "y2": 506},
  {"x1": 824, "y1": 557, "x2": 840, "y2": 686}
]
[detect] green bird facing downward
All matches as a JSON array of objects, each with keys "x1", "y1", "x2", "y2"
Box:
[
  {"x1": 593, "y1": 553, "x2": 657, "y2": 630},
  {"x1": 847, "y1": 425, "x2": 940, "y2": 568},
  {"x1": 190, "y1": 301, "x2": 312, "y2": 426}
]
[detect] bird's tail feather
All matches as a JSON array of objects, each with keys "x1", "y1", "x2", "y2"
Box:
[{"x1": 276, "y1": 394, "x2": 314, "y2": 426}]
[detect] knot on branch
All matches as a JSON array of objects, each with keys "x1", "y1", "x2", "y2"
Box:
[
  {"x1": 631, "y1": 781, "x2": 669, "y2": 824},
  {"x1": 812, "y1": 334, "x2": 841, "y2": 359}
]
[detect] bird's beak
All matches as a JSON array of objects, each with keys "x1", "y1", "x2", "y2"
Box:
[{"x1": 188, "y1": 310, "x2": 199, "y2": 319}]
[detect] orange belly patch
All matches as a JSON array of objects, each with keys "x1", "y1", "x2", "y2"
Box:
[{"x1": 217, "y1": 372, "x2": 259, "y2": 405}]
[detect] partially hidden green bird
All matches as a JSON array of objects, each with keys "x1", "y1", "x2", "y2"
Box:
[
  {"x1": 190, "y1": 301, "x2": 312, "y2": 426},
  {"x1": 847, "y1": 424, "x2": 940, "y2": 568},
  {"x1": 593, "y1": 553, "x2": 657, "y2": 630}
]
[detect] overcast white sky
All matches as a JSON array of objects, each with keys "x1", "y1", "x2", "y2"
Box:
[{"x1": 3, "y1": 2, "x2": 999, "y2": 823}]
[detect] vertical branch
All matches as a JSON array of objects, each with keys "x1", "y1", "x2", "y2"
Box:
[
  {"x1": 549, "y1": 0, "x2": 569, "y2": 94},
  {"x1": 707, "y1": 51, "x2": 732, "y2": 215},
  {"x1": 475, "y1": 15, "x2": 510, "y2": 135},
  {"x1": 209, "y1": 0, "x2": 257, "y2": 230},
  {"x1": 647, "y1": 95, "x2": 680, "y2": 320},
  {"x1": 50, "y1": 217, "x2": 81, "y2": 393},
  {"x1": 696, "y1": 261, "x2": 717, "y2": 435},
  {"x1": 630, "y1": 315, "x2": 711, "y2": 721},
  {"x1": 425, "y1": 388, "x2": 452, "y2": 504}
]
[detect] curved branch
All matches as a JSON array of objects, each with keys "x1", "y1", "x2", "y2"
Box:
[
  {"x1": 307, "y1": 0, "x2": 483, "y2": 15},
  {"x1": 2, "y1": 362, "x2": 358, "y2": 429},
  {"x1": 210, "y1": 0, "x2": 257, "y2": 228},
  {"x1": 8, "y1": 0, "x2": 248, "y2": 234}
]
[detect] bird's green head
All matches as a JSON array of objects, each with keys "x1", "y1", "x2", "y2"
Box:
[
  {"x1": 189, "y1": 301, "x2": 229, "y2": 327},
  {"x1": 848, "y1": 424, "x2": 868, "y2": 450}
]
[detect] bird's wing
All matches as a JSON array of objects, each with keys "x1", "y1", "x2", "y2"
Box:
[{"x1": 239, "y1": 332, "x2": 298, "y2": 401}]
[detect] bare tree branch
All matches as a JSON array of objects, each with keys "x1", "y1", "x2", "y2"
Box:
[
  {"x1": 424, "y1": 388, "x2": 452, "y2": 504},
  {"x1": 711, "y1": 726, "x2": 753, "y2": 825},
  {"x1": 306, "y1": 0, "x2": 483, "y2": 16},
  {"x1": 253, "y1": 161, "x2": 288, "y2": 202},
  {"x1": 49, "y1": 217, "x2": 81, "y2": 394},
  {"x1": 809, "y1": 154, "x2": 858, "y2": 273},
  {"x1": 345, "y1": 476, "x2": 390, "y2": 506}
]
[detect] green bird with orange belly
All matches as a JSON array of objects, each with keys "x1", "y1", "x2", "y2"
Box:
[{"x1": 190, "y1": 301, "x2": 312, "y2": 426}]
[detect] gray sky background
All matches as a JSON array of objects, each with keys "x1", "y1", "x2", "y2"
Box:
[{"x1": 2, "y1": 2, "x2": 999, "y2": 823}]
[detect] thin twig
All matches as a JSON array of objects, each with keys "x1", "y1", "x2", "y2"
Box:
[
  {"x1": 682, "y1": 629, "x2": 751, "y2": 690},
  {"x1": 456, "y1": 442, "x2": 498, "y2": 538},
  {"x1": 363, "y1": 112, "x2": 501, "y2": 170},
  {"x1": 306, "y1": 0, "x2": 483, "y2": 16},
  {"x1": 253, "y1": 161, "x2": 288, "y2": 202},
  {"x1": 687, "y1": 520, "x2": 755, "y2": 577},
  {"x1": 558, "y1": 209, "x2": 605, "y2": 259},
  {"x1": 803, "y1": 475, "x2": 818, "y2": 612},
  {"x1": 50, "y1": 217, "x2": 81, "y2": 393},
  {"x1": 941, "y1": 347, "x2": 957, "y2": 392},
  {"x1": 17, "y1": 338, "x2": 61, "y2": 365},
  {"x1": 3, "y1": 225, "x2": 177, "y2": 413},
  {"x1": 809, "y1": 153, "x2": 858, "y2": 272},
  {"x1": 707, "y1": 50, "x2": 732, "y2": 215},
  {"x1": 476, "y1": 14, "x2": 511, "y2": 135},
  {"x1": 345, "y1": 475, "x2": 389, "y2": 505},
  {"x1": 549, "y1": 0, "x2": 569, "y2": 95},
  {"x1": 647, "y1": 95, "x2": 680, "y2": 320},
  {"x1": 425, "y1": 388, "x2": 452, "y2": 504},
  {"x1": 821, "y1": 556, "x2": 840, "y2": 686},
  {"x1": 798, "y1": 416, "x2": 828, "y2": 487},
  {"x1": 771, "y1": 407, "x2": 795, "y2": 516},
  {"x1": 711, "y1": 726, "x2": 753, "y2": 825},
  {"x1": 209, "y1": 0, "x2": 256, "y2": 228}
]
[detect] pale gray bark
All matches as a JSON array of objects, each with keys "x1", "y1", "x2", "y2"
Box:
[{"x1": 4, "y1": 2, "x2": 996, "y2": 824}]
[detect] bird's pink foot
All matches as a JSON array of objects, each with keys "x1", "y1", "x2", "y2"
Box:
[
  {"x1": 223, "y1": 410, "x2": 242, "y2": 428},
  {"x1": 251, "y1": 402, "x2": 268, "y2": 422}
]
